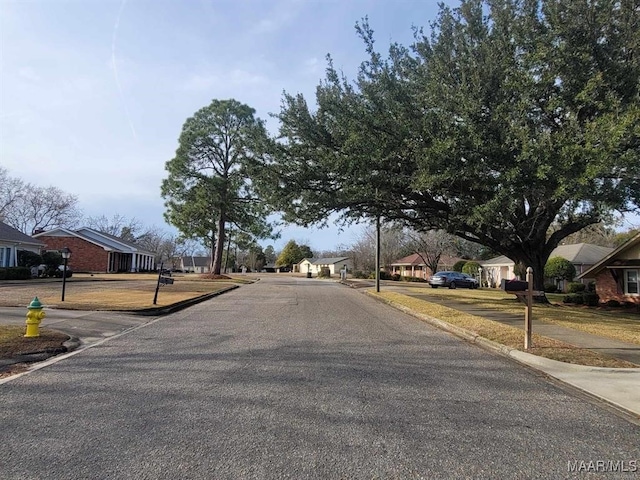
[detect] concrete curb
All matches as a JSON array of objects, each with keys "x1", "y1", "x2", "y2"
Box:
[
  {"x1": 110, "y1": 284, "x2": 239, "y2": 316},
  {"x1": 0, "y1": 335, "x2": 81, "y2": 372}
]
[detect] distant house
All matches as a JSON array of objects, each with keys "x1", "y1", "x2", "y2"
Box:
[
  {"x1": 295, "y1": 257, "x2": 352, "y2": 275},
  {"x1": 34, "y1": 227, "x2": 156, "y2": 273},
  {"x1": 578, "y1": 233, "x2": 640, "y2": 305},
  {"x1": 480, "y1": 243, "x2": 614, "y2": 289},
  {"x1": 0, "y1": 221, "x2": 45, "y2": 267},
  {"x1": 389, "y1": 254, "x2": 461, "y2": 280},
  {"x1": 263, "y1": 263, "x2": 290, "y2": 273},
  {"x1": 180, "y1": 256, "x2": 211, "y2": 274}
]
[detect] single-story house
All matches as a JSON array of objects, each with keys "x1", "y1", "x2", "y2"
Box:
[
  {"x1": 577, "y1": 233, "x2": 640, "y2": 305},
  {"x1": 480, "y1": 243, "x2": 614, "y2": 289},
  {"x1": 179, "y1": 256, "x2": 211, "y2": 274},
  {"x1": 389, "y1": 254, "x2": 461, "y2": 280},
  {"x1": 34, "y1": 227, "x2": 156, "y2": 273},
  {"x1": 295, "y1": 257, "x2": 352, "y2": 275},
  {"x1": 263, "y1": 263, "x2": 291, "y2": 273},
  {"x1": 0, "y1": 221, "x2": 45, "y2": 267}
]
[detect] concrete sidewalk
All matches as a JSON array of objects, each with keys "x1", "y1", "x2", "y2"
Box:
[{"x1": 346, "y1": 279, "x2": 640, "y2": 420}]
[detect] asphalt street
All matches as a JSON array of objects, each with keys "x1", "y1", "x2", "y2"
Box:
[{"x1": 1, "y1": 276, "x2": 638, "y2": 479}]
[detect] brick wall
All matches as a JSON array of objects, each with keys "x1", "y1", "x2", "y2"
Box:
[
  {"x1": 38, "y1": 236, "x2": 109, "y2": 273},
  {"x1": 596, "y1": 270, "x2": 640, "y2": 305}
]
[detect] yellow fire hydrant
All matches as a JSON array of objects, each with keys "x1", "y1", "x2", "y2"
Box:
[{"x1": 25, "y1": 297, "x2": 46, "y2": 338}]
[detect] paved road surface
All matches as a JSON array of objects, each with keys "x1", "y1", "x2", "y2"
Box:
[{"x1": 1, "y1": 276, "x2": 638, "y2": 479}]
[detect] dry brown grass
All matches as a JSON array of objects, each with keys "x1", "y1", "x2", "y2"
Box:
[
  {"x1": 0, "y1": 278, "x2": 236, "y2": 310},
  {"x1": 0, "y1": 326, "x2": 69, "y2": 358},
  {"x1": 372, "y1": 291, "x2": 638, "y2": 368},
  {"x1": 402, "y1": 285, "x2": 640, "y2": 345}
]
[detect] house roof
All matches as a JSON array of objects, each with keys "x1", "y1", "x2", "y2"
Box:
[
  {"x1": 578, "y1": 233, "x2": 640, "y2": 279},
  {"x1": 390, "y1": 253, "x2": 424, "y2": 266},
  {"x1": 389, "y1": 253, "x2": 461, "y2": 268},
  {"x1": 33, "y1": 227, "x2": 155, "y2": 255},
  {"x1": 480, "y1": 255, "x2": 513, "y2": 267},
  {"x1": 313, "y1": 257, "x2": 350, "y2": 265},
  {"x1": 0, "y1": 221, "x2": 45, "y2": 246},
  {"x1": 297, "y1": 258, "x2": 316, "y2": 264},
  {"x1": 181, "y1": 256, "x2": 210, "y2": 268},
  {"x1": 551, "y1": 243, "x2": 614, "y2": 264},
  {"x1": 481, "y1": 243, "x2": 614, "y2": 268}
]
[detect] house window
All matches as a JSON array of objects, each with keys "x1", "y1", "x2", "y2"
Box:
[
  {"x1": 0, "y1": 247, "x2": 5, "y2": 267},
  {"x1": 625, "y1": 270, "x2": 639, "y2": 295}
]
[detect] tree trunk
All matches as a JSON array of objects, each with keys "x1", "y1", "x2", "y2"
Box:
[{"x1": 212, "y1": 216, "x2": 226, "y2": 275}]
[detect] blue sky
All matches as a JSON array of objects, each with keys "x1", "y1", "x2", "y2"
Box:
[
  {"x1": 3, "y1": 1, "x2": 637, "y2": 253},
  {"x1": 1, "y1": 0, "x2": 458, "y2": 251}
]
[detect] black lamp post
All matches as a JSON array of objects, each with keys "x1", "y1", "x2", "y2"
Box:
[{"x1": 61, "y1": 247, "x2": 71, "y2": 302}]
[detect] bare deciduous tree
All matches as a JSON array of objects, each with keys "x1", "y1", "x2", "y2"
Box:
[
  {"x1": 3, "y1": 184, "x2": 82, "y2": 234},
  {"x1": 406, "y1": 229, "x2": 458, "y2": 275},
  {"x1": 0, "y1": 167, "x2": 24, "y2": 222}
]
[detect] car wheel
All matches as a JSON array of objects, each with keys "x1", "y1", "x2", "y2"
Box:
[
  {"x1": 449, "y1": 282, "x2": 456, "y2": 289},
  {"x1": 431, "y1": 285, "x2": 438, "y2": 288}
]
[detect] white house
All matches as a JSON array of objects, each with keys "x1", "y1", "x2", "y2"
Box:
[
  {"x1": 180, "y1": 256, "x2": 211, "y2": 273},
  {"x1": 0, "y1": 221, "x2": 44, "y2": 267},
  {"x1": 296, "y1": 257, "x2": 352, "y2": 275},
  {"x1": 480, "y1": 243, "x2": 614, "y2": 288}
]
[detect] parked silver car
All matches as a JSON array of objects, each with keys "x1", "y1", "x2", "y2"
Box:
[{"x1": 429, "y1": 271, "x2": 479, "y2": 289}]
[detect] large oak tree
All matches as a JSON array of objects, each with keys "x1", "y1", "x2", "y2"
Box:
[{"x1": 253, "y1": 0, "x2": 640, "y2": 289}]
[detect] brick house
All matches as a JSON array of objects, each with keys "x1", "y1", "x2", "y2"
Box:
[
  {"x1": 389, "y1": 254, "x2": 461, "y2": 280},
  {"x1": 578, "y1": 233, "x2": 640, "y2": 305},
  {"x1": 34, "y1": 227, "x2": 156, "y2": 273}
]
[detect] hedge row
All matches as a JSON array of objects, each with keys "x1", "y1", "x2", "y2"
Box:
[
  {"x1": 563, "y1": 292, "x2": 599, "y2": 307},
  {"x1": 0, "y1": 267, "x2": 31, "y2": 280}
]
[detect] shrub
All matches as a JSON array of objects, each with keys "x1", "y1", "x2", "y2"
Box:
[
  {"x1": 318, "y1": 267, "x2": 331, "y2": 278},
  {"x1": 544, "y1": 257, "x2": 576, "y2": 282},
  {"x1": 462, "y1": 261, "x2": 481, "y2": 275},
  {"x1": 353, "y1": 271, "x2": 369, "y2": 279},
  {"x1": 544, "y1": 283, "x2": 558, "y2": 293},
  {"x1": 0, "y1": 267, "x2": 31, "y2": 280},
  {"x1": 17, "y1": 250, "x2": 42, "y2": 268},
  {"x1": 401, "y1": 276, "x2": 427, "y2": 283},
  {"x1": 368, "y1": 271, "x2": 393, "y2": 280},
  {"x1": 563, "y1": 294, "x2": 583, "y2": 304},
  {"x1": 563, "y1": 292, "x2": 599, "y2": 306},
  {"x1": 605, "y1": 299, "x2": 621, "y2": 308},
  {"x1": 582, "y1": 292, "x2": 599, "y2": 307},
  {"x1": 390, "y1": 273, "x2": 401, "y2": 281},
  {"x1": 452, "y1": 260, "x2": 466, "y2": 272},
  {"x1": 567, "y1": 282, "x2": 586, "y2": 293}
]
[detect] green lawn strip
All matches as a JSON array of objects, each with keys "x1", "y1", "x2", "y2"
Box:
[{"x1": 372, "y1": 291, "x2": 638, "y2": 368}]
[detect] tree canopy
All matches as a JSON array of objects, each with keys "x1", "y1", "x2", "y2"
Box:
[
  {"x1": 162, "y1": 99, "x2": 276, "y2": 274},
  {"x1": 253, "y1": 0, "x2": 640, "y2": 289},
  {"x1": 275, "y1": 240, "x2": 313, "y2": 267}
]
